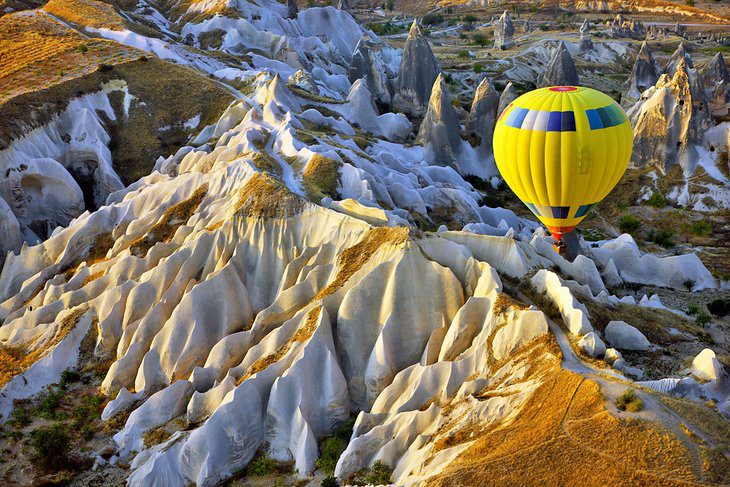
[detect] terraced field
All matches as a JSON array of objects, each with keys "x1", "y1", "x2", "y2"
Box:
[
  {"x1": 43, "y1": 0, "x2": 127, "y2": 30},
  {"x1": 0, "y1": 10, "x2": 140, "y2": 104}
]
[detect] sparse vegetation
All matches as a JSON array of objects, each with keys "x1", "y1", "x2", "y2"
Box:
[
  {"x1": 365, "y1": 460, "x2": 393, "y2": 485},
  {"x1": 615, "y1": 389, "x2": 643, "y2": 412},
  {"x1": 695, "y1": 312, "x2": 712, "y2": 327},
  {"x1": 302, "y1": 154, "x2": 342, "y2": 200},
  {"x1": 471, "y1": 34, "x2": 489, "y2": 47},
  {"x1": 646, "y1": 192, "x2": 669, "y2": 208},
  {"x1": 617, "y1": 215, "x2": 640, "y2": 234},
  {"x1": 689, "y1": 220, "x2": 712, "y2": 237},
  {"x1": 246, "y1": 454, "x2": 279, "y2": 476},
  {"x1": 315, "y1": 437, "x2": 345, "y2": 474},
  {"x1": 30, "y1": 424, "x2": 71, "y2": 471},
  {"x1": 649, "y1": 230, "x2": 675, "y2": 248},
  {"x1": 321, "y1": 476, "x2": 339, "y2": 487},
  {"x1": 687, "y1": 302, "x2": 700, "y2": 315},
  {"x1": 683, "y1": 278, "x2": 696, "y2": 291}
]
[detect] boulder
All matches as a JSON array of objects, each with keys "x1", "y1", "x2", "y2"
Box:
[
  {"x1": 288, "y1": 69, "x2": 317, "y2": 93},
  {"x1": 394, "y1": 20, "x2": 441, "y2": 117},
  {"x1": 692, "y1": 348, "x2": 723, "y2": 382},
  {"x1": 604, "y1": 320, "x2": 651, "y2": 351},
  {"x1": 578, "y1": 332, "x2": 606, "y2": 358},
  {"x1": 465, "y1": 77, "x2": 499, "y2": 163},
  {"x1": 621, "y1": 41, "x2": 661, "y2": 106},
  {"x1": 537, "y1": 41, "x2": 579, "y2": 88},
  {"x1": 493, "y1": 10, "x2": 515, "y2": 50}
]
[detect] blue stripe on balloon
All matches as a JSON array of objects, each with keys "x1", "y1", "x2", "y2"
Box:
[{"x1": 506, "y1": 108, "x2": 577, "y2": 132}]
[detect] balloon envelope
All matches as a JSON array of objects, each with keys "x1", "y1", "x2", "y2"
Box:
[{"x1": 493, "y1": 86, "x2": 632, "y2": 241}]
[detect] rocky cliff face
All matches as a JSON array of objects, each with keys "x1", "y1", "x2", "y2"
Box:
[
  {"x1": 349, "y1": 34, "x2": 394, "y2": 109},
  {"x1": 621, "y1": 41, "x2": 662, "y2": 107},
  {"x1": 578, "y1": 18, "x2": 593, "y2": 54},
  {"x1": 493, "y1": 10, "x2": 515, "y2": 50},
  {"x1": 394, "y1": 20, "x2": 441, "y2": 117},
  {"x1": 537, "y1": 41, "x2": 579, "y2": 87},
  {"x1": 497, "y1": 81, "x2": 518, "y2": 117},
  {"x1": 666, "y1": 42, "x2": 694, "y2": 77}
]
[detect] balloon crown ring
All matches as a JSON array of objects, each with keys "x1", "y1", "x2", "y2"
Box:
[{"x1": 549, "y1": 86, "x2": 579, "y2": 92}]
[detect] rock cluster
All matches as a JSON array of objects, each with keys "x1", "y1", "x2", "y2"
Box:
[
  {"x1": 621, "y1": 41, "x2": 661, "y2": 106},
  {"x1": 703, "y1": 52, "x2": 730, "y2": 119},
  {"x1": 537, "y1": 41, "x2": 579, "y2": 87},
  {"x1": 606, "y1": 13, "x2": 645, "y2": 39},
  {"x1": 493, "y1": 10, "x2": 515, "y2": 50},
  {"x1": 393, "y1": 20, "x2": 441, "y2": 117}
]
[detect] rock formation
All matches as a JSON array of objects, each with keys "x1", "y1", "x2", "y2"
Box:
[
  {"x1": 666, "y1": 42, "x2": 693, "y2": 77},
  {"x1": 578, "y1": 18, "x2": 593, "y2": 54},
  {"x1": 394, "y1": 20, "x2": 441, "y2": 117},
  {"x1": 338, "y1": 0, "x2": 350, "y2": 13},
  {"x1": 537, "y1": 41, "x2": 579, "y2": 88},
  {"x1": 628, "y1": 59, "x2": 712, "y2": 173},
  {"x1": 704, "y1": 52, "x2": 730, "y2": 119},
  {"x1": 416, "y1": 74, "x2": 465, "y2": 172},
  {"x1": 287, "y1": 0, "x2": 297, "y2": 19},
  {"x1": 493, "y1": 10, "x2": 515, "y2": 50},
  {"x1": 621, "y1": 41, "x2": 661, "y2": 107},
  {"x1": 349, "y1": 34, "x2": 394, "y2": 109},
  {"x1": 497, "y1": 81, "x2": 518, "y2": 117},
  {"x1": 465, "y1": 77, "x2": 499, "y2": 164},
  {"x1": 607, "y1": 13, "x2": 645, "y2": 39},
  {"x1": 288, "y1": 69, "x2": 317, "y2": 93}
]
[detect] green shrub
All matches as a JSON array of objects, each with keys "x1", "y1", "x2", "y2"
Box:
[
  {"x1": 422, "y1": 13, "x2": 444, "y2": 26},
  {"x1": 649, "y1": 230, "x2": 675, "y2": 248},
  {"x1": 315, "y1": 437, "x2": 345, "y2": 474},
  {"x1": 36, "y1": 389, "x2": 63, "y2": 421},
  {"x1": 645, "y1": 192, "x2": 668, "y2": 208},
  {"x1": 615, "y1": 389, "x2": 643, "y2": 412},
  {"x1": 59, "y1": 369, "x2": 80, "y2": 390},
  {"x1": 695, "y1": 312, "x2": 712, "y2": 327},
  {"x1": 321, "y1": 477, "x2": 339, "y2": 487},
  {"x1": 457, "y1": 50, "x2": 471, "y2": 59},
  {"x1": 689, "y1": 220, "x2": 712, "y2": 237},
  {"x1": 473, "y1": 62, "x2": 484, "y2": 74},
  {"x1": 10, "y1": 405, "x2": 31, "y2": 428},
  {"x1": 366, "y1": 460, "x2": 393, "y2": 484},
  {"x1": 617, "y1": 215, "x2": 640, "y2": 233},
  {"x1": 683, "y1": 278, "x2": 696, "y2": 291},
  {"x1": 471, "y1": 34, "x2": 489, "y2": 47},
  {"x1": 30, "y1": 424, "x2": 70, "y2": 471},
  {"x1": 246, "y1": 455, "x2": 278, "y2": 476},
  {"x1": 687, "y1": 302, "x2": 699, "y2": 315},
  {"x1": 463, "y1": 14, "x2": 477, "y2": 23},
  {"x1": 707, "y1": 298, "x2": 729, "y2": 318},
  {"x1": 539, "y1": 24, "x2": 549, "y2": 31},
  {"x1": 76, "y1": 45, "x2": 88, "y2": 53}
]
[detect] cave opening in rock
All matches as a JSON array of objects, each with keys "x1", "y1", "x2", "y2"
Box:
[
  {"x1": 20, "y1": 175, "x2": 52, "y2": 239},
  {"x1": 65, "y1": 158, "x2": 100, "y2": 211}
]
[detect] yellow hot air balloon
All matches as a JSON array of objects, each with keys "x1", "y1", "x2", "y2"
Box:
[{"x1": 493, "y1": 86, "x2": 632, "y2": 250}]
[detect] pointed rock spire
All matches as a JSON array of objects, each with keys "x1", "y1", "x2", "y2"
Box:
[
  {"x1": 466, "y1": 77, "x2": 500, "y2": 163},
  {"x1": 538, "y1": 41, "x2": 579, "y2": 88},
  {"x1": 497, "y1": 81, "x2": 518, "y2": 118},
  {"x1": 578, "y1": 18, "x2": 593, "y2": 54},
  {"x1": 621, "y1": 41, "x2": 661, "y2": 106},
  {"x1": 287, "y1": 0, "x2": 298, "y2": 19},
  {"x1": 416, "y1": 74, "x2": 464, "y2": 171},
  {"x1": 666, "y1": 42, "x2": 693, "y2": 76},
  {"x1": 337, "y1": 0, "x2": 350, "y2": 13},
  {"x1": 494, "y1": 10, "x2": 515, "y2": 50},
  {"x1": 349, "y1": 34, "x2": 393, "y2": 109},
  {"x1": 394, "y1": 19, "x2": 441, "y2": 117},
  {"x1": 704, "y1": 52, "x2": 730, "y2": 85}
]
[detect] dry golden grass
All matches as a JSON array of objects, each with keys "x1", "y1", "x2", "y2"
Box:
[
  {"x1": 0, "y1": 306, "x2": 88, "y2": 388},
  {"x1": 0, "y1": 11, "x2": 140, "y2": 104},
  {"x1": 659, "y1": 396, "x2": 730, "y2": 448},
  {"x1": 492, "y1": 292, "x2": 529, "y2": 315},
  {"x1": 238, "y1": 306, "x2": 322, "y2": 384},
  {"x1": 233, "y1": 173, "x2": 305, "y2": 219},
  {"x1": 428, "y1": 367, "x2": 700, "y2": 486},
  {"x1": 312, "y1": 227, "x2": 409, "y2": 302},
  {"x1": 127, "y1": 184, "x2": 208, "y2": 258},
  {"x1": 43, "y1": 0, "x2": 126, "y2": 30},
  {"x1": 302, "y1": 154, "x2": 342, "y2": 201}
]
